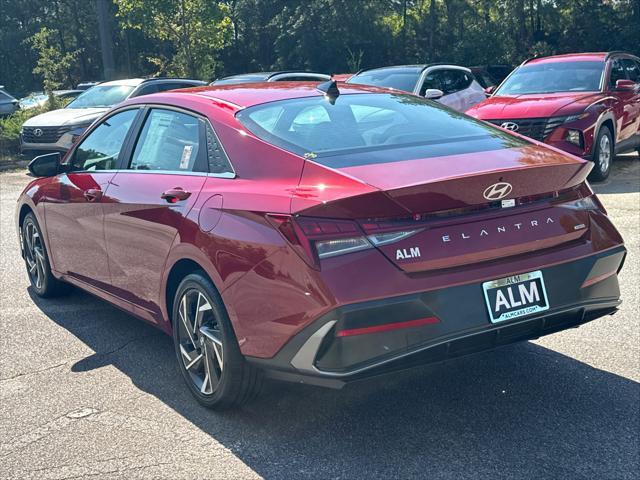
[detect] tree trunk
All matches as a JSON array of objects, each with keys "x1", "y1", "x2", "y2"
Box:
[
  {"x1": 515, "y1": 0, "x2": 526, "y2": 57},
  {"x1": 428, "y1": 0, "x2": 437, "y2": 58},
  {"x1": 95, "y1": 0, "x2": 115, "y2": 80}
]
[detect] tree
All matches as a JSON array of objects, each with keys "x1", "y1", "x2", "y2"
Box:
[
  {"x1": 96, "y1": 0, "x2": 116, "y2": 80},
  {"x1": 30, "y1": 27, "x2": 80, "y2": 108},
  {"x1": 113, "y1": 0, "x2": 232, "y2": 79}
]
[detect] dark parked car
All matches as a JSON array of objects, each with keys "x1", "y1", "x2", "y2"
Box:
[
  {"x1": 467, "y1": 52, "x2": 640, "y2": 181},
  {"x1": 17, "y1": 82, "x2": 626, "y2": 409},
  {"x1": 0, "y1": 85, "x2": 19, "y2": 117},
  {"x1": 347, "y1": 64, "x2": 486, "y2": 111},
  {"x1": 211, "y1": 71, "x2": 330, "y2": 85},
  {"x1": 20, "y1": 77, "x2": 207, "y2": 153},
  {"x1": 470, "y1": 65, "x2": 513, "y2": 89}
]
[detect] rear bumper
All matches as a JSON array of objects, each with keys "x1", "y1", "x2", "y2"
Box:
[{"x1": 248, "y1": 246, "x2": 626, "y2": 388}]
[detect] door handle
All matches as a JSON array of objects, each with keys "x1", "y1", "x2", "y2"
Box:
[
  {"x1": 161, "y1": 187, "x2": 192, "y2": 203},
  {"x1": 83, "y1": 188, "x2": 102, "y2": 202}
]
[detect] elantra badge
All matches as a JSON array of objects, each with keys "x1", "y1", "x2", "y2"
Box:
[
  {"x1": 501, "y1": 122, "x2": 519, "y2": 131},
  {"x1": 483, "y1": 182, "x2": 513, "y2": 201}
]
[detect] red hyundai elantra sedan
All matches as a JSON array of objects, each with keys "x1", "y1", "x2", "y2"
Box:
[{"x1": 16, "y1": 81, "x2": 626, "y2": 409}]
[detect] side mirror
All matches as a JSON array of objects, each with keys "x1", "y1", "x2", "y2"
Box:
[
  {"x1": 615, "y1": 79, "x2": 636, "y2": 91},
  {"x1": 484, "y1": 85, "x2": 496, "y2": 96},
  {"x1": 424, "y1": 88, "x2": 444, "y2": 100},
  {"x1": 28, "y1": 152, "x2": 62, "y2": 177}
]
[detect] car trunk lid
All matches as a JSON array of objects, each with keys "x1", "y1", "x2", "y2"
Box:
[{"x1": 292, "y1": 145, "x2": 593, "y2": 272}]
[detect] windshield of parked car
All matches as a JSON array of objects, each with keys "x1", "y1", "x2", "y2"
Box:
[
  {"x1": 347, "y1": 68, "x2": 421, "y2": 92},
  {"x1": 236, "y1": 93, "x2": 525, "y2": 167},
  {"x1": 67, "y1": 85, "x2": 136, "y2": 108},
  {"x1": 496, "y1": 61, "x2": 604, "y2": 95}
]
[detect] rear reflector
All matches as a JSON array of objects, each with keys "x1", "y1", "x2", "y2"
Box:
[
  {"x1": 336, "y1": 316, "x2": 440, "y2": 337},
  {"x1": 581, "y1": 271, "x2": 616, "y2": 288}
]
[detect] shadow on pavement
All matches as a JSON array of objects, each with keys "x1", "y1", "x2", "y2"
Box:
[
  {"x1": 591, "y1": 153, "x2": 639, "y2": 195},
  {"x1": 29, "y1": 287, "x2": 639, "y2": 479}
]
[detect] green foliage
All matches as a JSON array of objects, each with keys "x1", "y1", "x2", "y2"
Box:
[
  {"x1": 30, "y1": 28, "x2": 81, "y2": 108},
  {"x1": 0, "y1": 0, "x2": 638, "y2": 90},
  {"x1": 113, "y1": 0, "x2": 232, "y2": 79},
  {"x1": 0, "y1": 105, "x2": 47, "y2": 150}
]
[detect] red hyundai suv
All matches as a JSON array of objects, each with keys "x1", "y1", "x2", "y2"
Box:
[
  {"x1": 466, "y1": 52, "x2": 640, "y2": 181},
  {"x1": 17, "y1": 82, "x2": 626, "y2": 409}
]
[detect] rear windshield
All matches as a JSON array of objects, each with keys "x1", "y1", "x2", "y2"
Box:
[
  {"x1": 347, "y1": 69, "x2": 420, "y2": 92},
  {"x1": 236, "y1": 93, "x2": 525, "y2": 168},
  {"x1": 496, "y1": 61, "x2": 604, "y2": 95}
]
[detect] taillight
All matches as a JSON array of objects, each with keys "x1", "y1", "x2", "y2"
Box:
[
  {"x1": 315, "y1": 237, "x2": 371, "y2": 259},
  {"x1": 367, "y1": 230, "x2": 422, "y2": 246},
  {"x1": 266, "y1": 214, "x2": 422, "y2": 267}
]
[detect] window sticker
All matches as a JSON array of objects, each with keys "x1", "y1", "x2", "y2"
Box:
[{"x1": 180, "y1": 145, "x2": 194, "y2": 169}]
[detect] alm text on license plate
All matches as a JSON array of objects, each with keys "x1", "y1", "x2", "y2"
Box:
[{"x1": 482, "y1": 270, "x2": 550, "y2": 323}]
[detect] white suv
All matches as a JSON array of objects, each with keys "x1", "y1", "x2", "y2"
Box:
[
  {"x1": 20, "y1": 77, "x2": 205, "y2": 153},
  {"x1": 347, "y1": 64, "x2": 486, "y2": 112}
]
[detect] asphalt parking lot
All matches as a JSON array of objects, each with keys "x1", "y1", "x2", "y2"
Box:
[{"x1": 1, "y1": 155, "x2": 638, "y2": 480}]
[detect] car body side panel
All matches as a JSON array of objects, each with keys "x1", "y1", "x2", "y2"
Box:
[
  {"x1": 41, "y1": 172, "x2": 115, "y2": 286},
  {"x1": 103, "y1": 172, "x2": 207, "y2": 323}
]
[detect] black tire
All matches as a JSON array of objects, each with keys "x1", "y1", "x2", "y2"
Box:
[
  {"x1": 589, "y1": 126, "x2": 614, "y2": 182},
  {"x1": 21, "y1": 213, "x2": 70, "y2": 297},
  {"x1": 172, "y1": 272, "x2": 262, "y2": 409}
]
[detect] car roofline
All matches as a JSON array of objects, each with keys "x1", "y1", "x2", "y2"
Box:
[
  {"x1": 353, "y1": 63, "x2": 471, "y2": 76},
  {"x1": 139, "y1": 77, "x2": 207, "y2": 84},
  {"x1": 123, "y1": 83, "x2": 403, "y2": 111}
]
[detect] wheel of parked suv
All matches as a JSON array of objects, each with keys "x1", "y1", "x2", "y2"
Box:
[
  {"x1": 172, "y1": 272, "x2": 262, "y2": 409},
  {"x1": 21, "y1": 213, "x2": 69, "y2": 297},
  {"x1": 589, "y1": 126, "x2": 614, "y2": 181}
]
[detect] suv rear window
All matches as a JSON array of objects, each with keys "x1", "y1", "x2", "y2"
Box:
[{"x1": 236, "y1": 93, "x2": 525, "y2": 168}]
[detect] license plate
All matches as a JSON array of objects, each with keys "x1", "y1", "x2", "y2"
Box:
[{"x1": 482, "y1": 270, "x2": 549, "y2": 323}]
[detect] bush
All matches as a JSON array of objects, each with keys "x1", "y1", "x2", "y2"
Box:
[
  {"x1": 0, "y1": 105, "x2": 48, "y2": 142},
  {"x1": 0, "y1": 97, "x2": 73, "y2": 157}
]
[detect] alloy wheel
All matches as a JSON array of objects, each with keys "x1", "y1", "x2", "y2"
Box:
[
  {"x1": 598, "y1": 134, "x2": 611, "y2": 173},
  {"x1": 176, "y1": 288, "x2": 224, "y2": 395},
  {"x1": 23, "y1": 221, "x2": 46, "y2": 290}
]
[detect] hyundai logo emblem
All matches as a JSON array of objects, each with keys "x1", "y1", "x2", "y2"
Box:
[
  {"x1": 33, "y1": 128, "x2": 44, "y2": 137},
  {"x1": 483, "y1": 182, "x2": 513, "y2": 201},
  {"x1": 500, "y1": 122, "x2": 519, "y2": 132}
]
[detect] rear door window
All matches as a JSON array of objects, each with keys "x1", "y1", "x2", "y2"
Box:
[
  {"x1": 156, "y1": 82, "x2": 194, "y2": 92},
  {"x1": 129, "y1": 109, "x2": 205, "y2": 172},
  {"x1": 135, "y1": 84, "x2": 159, "y2": 97}
]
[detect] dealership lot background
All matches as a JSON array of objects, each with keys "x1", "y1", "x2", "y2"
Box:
[{"x1": 0, "y1": 155, "x2": 638, "y2": 478}]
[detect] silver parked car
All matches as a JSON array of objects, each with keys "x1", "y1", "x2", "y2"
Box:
[
  {"x1": 346, "y1": 64, "x2": 487, "y2": 112},
  {"x1": 0, "y1": 86, "x2": 19, "y2": 117},
  {"x1": 20, "y1": 77, "x2": 206, "y2": 153}
]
